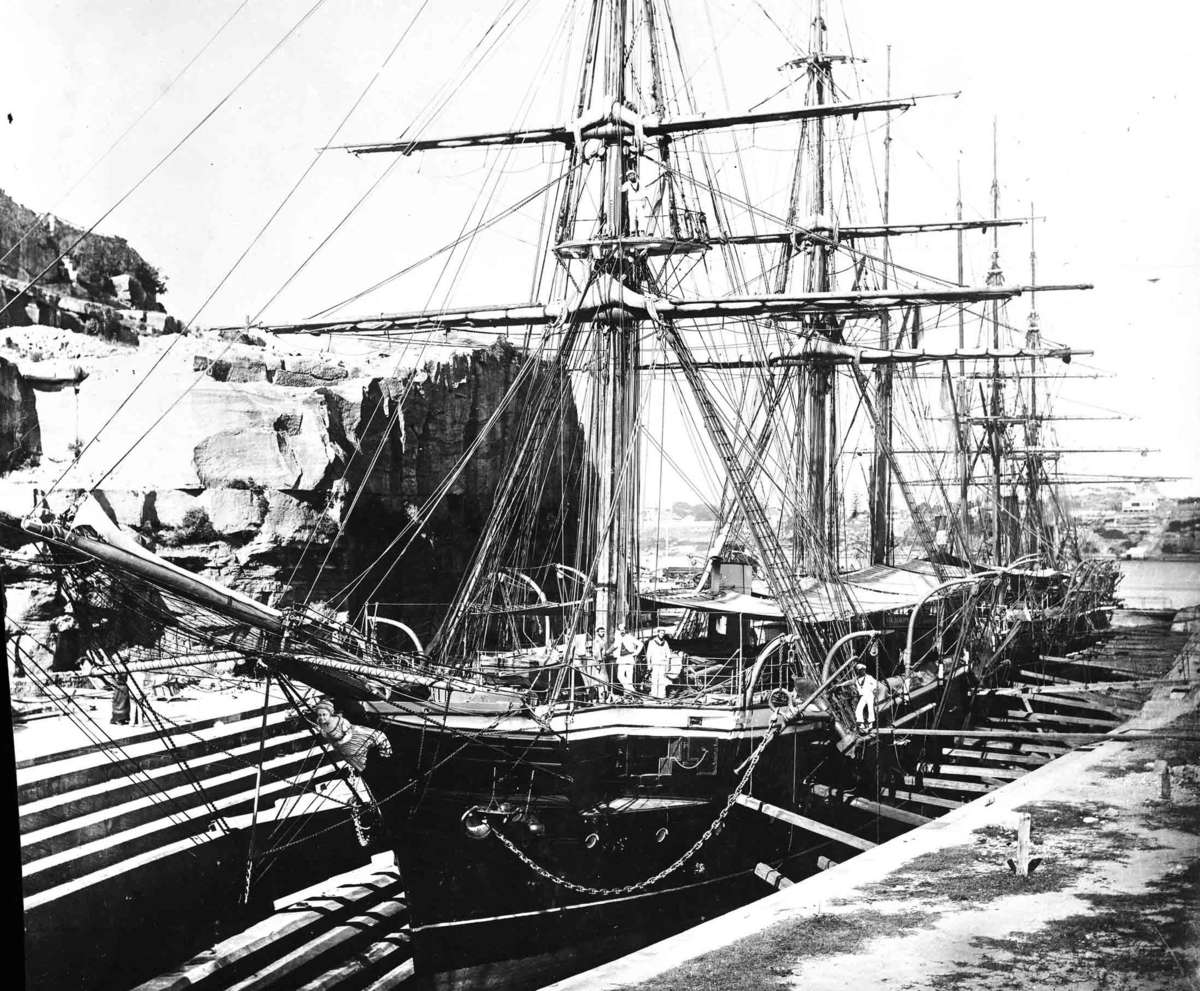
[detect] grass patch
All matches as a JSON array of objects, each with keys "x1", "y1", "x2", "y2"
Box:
[
  {"x1": 961, "y1": 869, "x2": 1198, "y2": 988},
  {"x1": 642, "y1": 908, "x2": 936, "y2": 991}
]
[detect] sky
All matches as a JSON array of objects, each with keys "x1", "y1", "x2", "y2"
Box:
[{"x1": 2, "y1": 0, "x2": 1198, "y2": 503}]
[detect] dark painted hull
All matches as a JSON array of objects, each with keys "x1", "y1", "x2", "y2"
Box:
[{"x1": 351, "y1": 674, "x2": 969, "y2": 989}]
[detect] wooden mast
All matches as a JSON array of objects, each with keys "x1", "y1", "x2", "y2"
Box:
[
  {"x1": 986, "y1": 118, "x2": 1006, "y2": 564},
  {"x1": 799, "y1": 0, "x2": 832, "y2": 572},
  {"x1": 1025, "y1": 201, "x2": 1043, "y2": 558},
  {"x1": 956, "y1": 161, "x2": 971, "y2": 555},
  {"x1": 593, "y1": 0, "x2": 634, "y2": 636},
  {"x1": 869, "y1": 46, "x2": 894, "y2": 565}
]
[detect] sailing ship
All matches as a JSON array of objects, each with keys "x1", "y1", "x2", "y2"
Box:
[{"x1": 19, "y1": 2, "x2": 1129, "y2": 987}]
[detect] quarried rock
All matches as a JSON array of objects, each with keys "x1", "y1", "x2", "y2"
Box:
[
  {"x1": 199, "y1": 487, "x2": 267, "y2": 538},
  {"x1": 193, "y1": 399, "x2": 339, "y2": 491},
  {"x1": 274, "y1": 357, "x2": 352, "y2": 388},
  {"x1": 0, "y1": 355, "x2": 40, "y2": 471}
]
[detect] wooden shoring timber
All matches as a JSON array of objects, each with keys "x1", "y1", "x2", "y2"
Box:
[
  {"x1": 881, "y1": 787, "x2": 963, "y2": 811},
  {"x1": 137, "y1": 876, "x2": 409, "y2": 991},
  {"x1": 957, "y1": 736, "x2": 1069, "y2": 754},
  {"x1": 995, "y1": 692, "x2": 1134, "y2": 720},
  {"x1": 1066, "y1": 690, "x2": 1143, "y2": 712},
  {"x1": 917, "y1": 761, "x2": 1025, "y2": 781},
  {"x1": 901, "y1": 774, "x2": 992, "y2": 794},
  {"x1": 982, "y1": 678, "x2": 1179, "y2": 698},
  {"x1": 1015, "y1": 668, "x2": 1078, "y2": 685},
  {"x1": 733, "y1": 794, "x2": 877, "y2": 851},
  {"x1": 942, "y1": 747, "x2": 1048, "y2": 768},
  {"x1": 986, "y1": 710, "x2": 1122, "y2": 728},
  {"x1": 877, "y1": 727, "x2": 1200, "y2": 743},
  {"x1": 1036, "y1": 657, "x2": 1142, "y2": 680},
  {"x1": 889, "y1": 701, "x2": 938, "y2": 728},
  {"x1": 807, "y1": 782, "x2": 932, "y2": 827},
  {"x1": 754, "y1": 862, "x2": 795, "y2": 890}
]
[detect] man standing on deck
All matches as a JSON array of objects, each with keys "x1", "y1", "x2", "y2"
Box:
[
  {"x1": 853, "y1": 662, "x2": 879, "y2": 733},
  {"x1": 614, "y1": 624, "x2": 642, "y2": 696},
  {"x1": 645, "y1": 629, "x2": 673, "y2": 700},
  {"x1": 584, "y1": 626, "x2": 611, "y2": 701}
]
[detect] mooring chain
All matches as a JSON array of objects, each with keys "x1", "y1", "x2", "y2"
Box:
[{"x1": 491, "y1": 717, "x2": 783, "y2": 897}]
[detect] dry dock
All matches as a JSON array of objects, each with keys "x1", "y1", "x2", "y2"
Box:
[
  {"x1": 17, "y1": 684, "x2": 372, "y2": 990},
  {"x1": 547, "y1": 634, "x2": 1200, "y2": 991}
]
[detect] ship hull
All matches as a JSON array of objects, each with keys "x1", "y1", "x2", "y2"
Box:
[{"x1": 352, "y1": 675, "x2": 969, "y2": 989}]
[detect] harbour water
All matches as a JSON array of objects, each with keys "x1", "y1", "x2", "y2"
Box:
[{"x1": 1117, "y1": 558, "x2": 1200, "y2": 611}]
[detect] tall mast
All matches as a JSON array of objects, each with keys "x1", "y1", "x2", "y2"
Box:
[
  {"x1": 869, "y1": 45, "x2": 894, "y2": 565},
  {"x1": 986, "y1": 118, "x2": 1006, "y2": 564},
  {"x1": 956, "y1": 160, "x2": 970, "y2": 554},
  {"x1": 798, "y1": 0, "x2": 833, "y2": 572},
  {"x1": 593, "y1": 0, "x2": 636, "y2": 636},
  {"x1": 1025, "y1": 201, "x2": 1042, "y2": 557}
]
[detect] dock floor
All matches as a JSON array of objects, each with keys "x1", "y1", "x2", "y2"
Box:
[{"x1": 547, "y1": 642, "x2": 1200, "y2": 991}]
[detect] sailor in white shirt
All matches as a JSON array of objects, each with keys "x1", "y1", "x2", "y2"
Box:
[
  {"x1": 614, "y1": 624, "x2": 642, "y2": 695},
  {"x1": 853, "y1": 662, "x2": 880, "y2": 733},
  {"x1": 644, "y1": 629, "x2": 673, "y2": 699}
]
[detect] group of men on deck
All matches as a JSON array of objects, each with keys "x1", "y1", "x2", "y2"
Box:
[{"x1": 577, "y1": 625, "x2": 681, "y2": 702}]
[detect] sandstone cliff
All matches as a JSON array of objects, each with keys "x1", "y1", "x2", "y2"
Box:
[
  {"x1": 0, "y1": 327, "x2": 582, "y2": 645},
  {"x1": 0, "y1": 188, "x2": 183, "y2": 341},
  {"x1": 0, "y1": 355, "x2": 40, "y2": 471},
  {"x1": 1, "y1": 188, "x2": 166, "y2": 312}
]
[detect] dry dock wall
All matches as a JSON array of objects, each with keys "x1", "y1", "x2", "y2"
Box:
[{"x1": 19, "y1": 702, "x2": 375, "y2": 991}]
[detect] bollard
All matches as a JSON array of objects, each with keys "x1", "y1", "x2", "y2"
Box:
[
  {"x1": 1007, "y1": 813, "x2": 1040, "y2": 877},
  {"x1": 817, "y1": 856, "x2": 838, "y2": 871}
]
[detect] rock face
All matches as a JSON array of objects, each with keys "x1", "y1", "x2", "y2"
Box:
[
  {"x1": 0, "y1": 190, "x2": 582, "y2": 643},
  {"x1": 0, "y1": 355, "x2": 39, "y2": 471},
  {"x1": 4, "y1": 333, "x2": 583, "y2": 645},
  {"x1": 0, "y1": 189, "x2": 183, "y2": 341},
  {"x1": 0, "y1": 188, "x2": 166, "y2": 312}
]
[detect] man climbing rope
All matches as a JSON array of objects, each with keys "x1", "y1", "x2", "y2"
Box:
[
  {"x1": 852, "y1": 661, "x2": 879, "y2": 734},
  {"x1": 310, "y1": 699, "x2": 392, "y2": 774}
]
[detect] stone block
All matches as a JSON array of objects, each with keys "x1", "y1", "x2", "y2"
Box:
[
  {"x1": 199, "y1": 487, "x2": 267, "y2": 537},
  {"x1": 152, "y1": 490, "x2": 199, "y2": 529}
]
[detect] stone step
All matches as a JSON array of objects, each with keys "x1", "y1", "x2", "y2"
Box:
[
  {"x1": 22, "y1": 762, "x2": 343, "y2": 897},
  {"x1": 20, "y1": 729, "x2": 318, "y2": 834},
  {"x1": 21, "y1": 742, "x2": 332, "y2": 863},
  {"x1": 18, "y1": 705, "x2": 301, "y2": 803},
  {"x1": 15, "y1": 700, "x2": 294, "y2": 772}
]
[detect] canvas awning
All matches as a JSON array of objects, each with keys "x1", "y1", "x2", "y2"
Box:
[{"x1": 644, "y1": 560, "x2": 973, "y2": 623}]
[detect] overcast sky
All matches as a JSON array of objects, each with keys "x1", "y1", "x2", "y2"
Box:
[{"x1": 3, "y1": 0, "x2": 1197, "y2": 500}]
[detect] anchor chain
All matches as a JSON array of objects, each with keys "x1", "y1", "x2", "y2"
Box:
[
  {"x1": 350, "y1": 799, "x2": 370, "y2": 847},
  {"x1": 491, "y1": 717, "x2": 783, "y2": 897}
]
